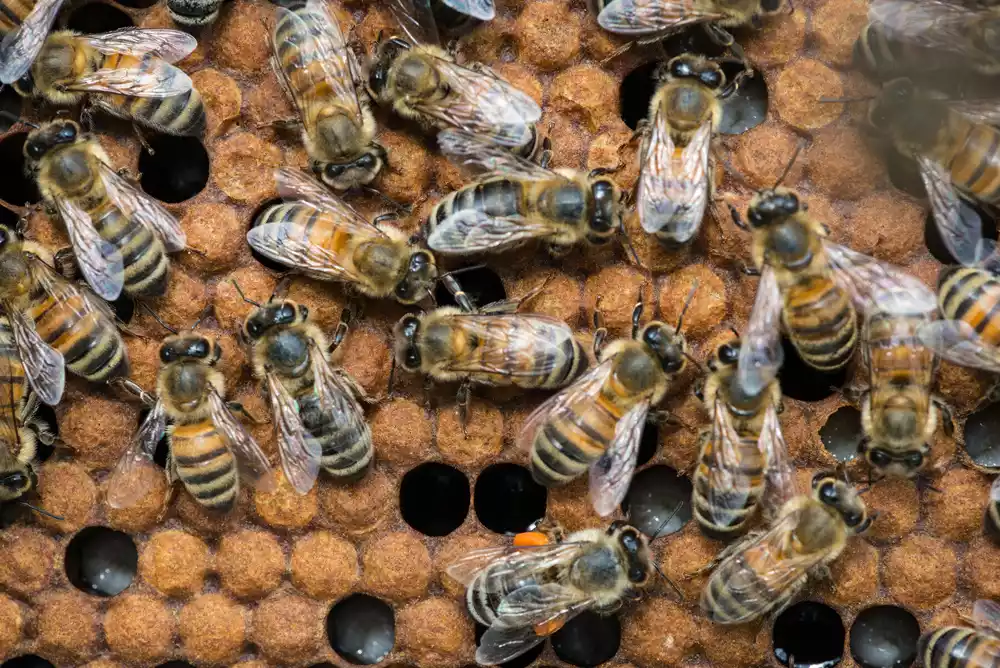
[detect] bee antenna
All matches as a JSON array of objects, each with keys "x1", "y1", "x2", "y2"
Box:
[
  {"x1": 772, "y1": 140, "x2": 806, "y2": 189},
  {"x1": 730, "y1": 326, "x2": 741, "y2": 338},
  {"x1": 231, "y1": 280, "x2": 262, "y2": 307},
  {"x1": 675, "y1": 280, "x2": 699, "y2": 333},
  {"x1": 619, "y1": 228, "x2": 641, "y2": 266},
  {"x1": 683, "y1": 350, "x2": 706, "y2": 374},
  {"x1": 0, "y1": 111, "x2": 37, "y2": 128},
  {"x1": 138, "y1": 302, "x2": 178, "y2": 335},
  {"x1": 387, "y1": 356, "x2": 397, "y2": 397},
  {"x1": 18, "y1": 501, "x2": 63, "y2": 521},
  {"x1": 653, "y1": 562, "x2": 685, "y2": 602}
]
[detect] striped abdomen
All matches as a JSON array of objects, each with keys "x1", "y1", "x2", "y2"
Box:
[
  {"x1": 430, "y1": 178, "x2": 529, "y2": 233},
  {"x1": 254, "y1": 203, "x2": 369, "y2": 279},
  {"x1": 171, "y1": 419, "x2": 237, "y2": 511},
  {"x1": 939, "y1": 267, "x2": 1000, "y2": 346},
  {"x1": 866, "y1": 311, "x2": 934, "y2": 388},
  {"x1": 25, "y1": 283, "x2": 128, "y2": 382},
  {"x1": 919, "y1": 626, "x2": 1000, "y2": 668},
  {"x1": 0, "y1": 0, "x2": 32, "y2": 32},
  {"x1": 944, "y1": 115, "x2": 1000, "y2": 205},
  {"x1": 94, "y1": 53, "x2": 205, "y2": 136},
  {"x1": 297, "y1": 391, "x2": 372, "y2": 481},
  {"x1": 87, "y1": 193, "x2": 169, "y2": 298},
  {"x1": 0, "y1": 320, "x2": 26, "y2": 444},
  {"x1": 467, "y1": 562, "x2": 543, "y2": 627},
  {"x1": 781, "y1": 271, "x2": 857, "y2": 371},
  {"x1": 692, "y1": 431, "x2": 766, "y2": 540},
  {"x1": 701, "y1": 541, "x2": 806, "y2": 624}
]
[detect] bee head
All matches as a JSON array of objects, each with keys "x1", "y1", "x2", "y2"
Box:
[
  {"x1": 870, "y1": 79, "x2": 946, "y2": 148},
  {"x1": 314, "y1": 144, "x2": 386, "y2": 190},
  {"x1": 608, "y1": 521, "x2": 652, "y2": 586},
  {"x1": 242, "y1": 300, "x2": 306, "y2": 342},
  {"x1": 0, "y1": 464, "x2": 35, "y2": 502},
  {"x1": 159, "y1": 334, "x2": 221, "y2": 366},
  {"x1": 709, "y1": 340, "x2": 741, "y2": 372},
  {"x1": 861, "y1": 443, "x2": 926, "y2": 478},
  {"x1": 639, "y1": 323, "x2": 688, "y2": 374},
  {"x1": 368, "y1": 37, "x2": 413, "y2": 97},
  {"x1": 588, "y1": 178, "x2": 622, "y2": 239},
  {"x1": 393, "y1": 314, "x2": 423, "y2": 372},
  {"x1": 811, "y1": 474, "x2": 873, "y2": 534},
  {"x1": 747, "y1": 188, "x2": 802, "y2": 228},
  {"x1": 24, "y1": 120, "x2": 80, "y2": 162},
  {"x1": 666, "y1": 54, "x2": 726, "y2": 90},
  {"x1": 395, "y1": 250, "x2": 437, "y2": 304}
]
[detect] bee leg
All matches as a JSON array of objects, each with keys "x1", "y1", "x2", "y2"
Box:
[
  {"x1": 362, "y1": 186, "x2": 411, "y2": 217},
  {"x1": 109, "y1": 378, "x2": 158, "y2": 407},
  {"x1": 914, "y1": 473, "x2": 943, "y2": 494},
  {"x1": 328, "y1": 305, "x2": 355, "y2": 355},
  {"x1": 631, "y1": 289, "x2": 645, "y2": 340},
  {"x1": 133, "y1": 123, "x2": 154, "y2": 156},
  {"x1": 227, "y1": 402, "x2": 268, "y2": 425},
  {"x1": 536, "y1": 137, "x2": 553, "y2": 169},
  {"x1": 52, "y1": 247, "x2": 80, "y2": 282},
  {"x1": 934, "y1": 397, "x2": 955, "y2": 437},
  {"x1": 335, "y1": 368, "x2": 376, "y2": 405},
  {"x1": 456, "y1": 381, "x2": 471, "y2": 437},
  {"x1": 593, "y1": 297, "x2": 608, "y2": 358}
]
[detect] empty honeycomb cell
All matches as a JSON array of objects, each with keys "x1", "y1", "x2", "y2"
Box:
[
  {"x1": 290, "y1": 531, "x2": 359, "y2": 600},
  {"x1": 546, "y1": 477, "x2": 604, "y2": 533},
  {"x1": 623, "y1": 465, "x2": 693, "y2": 538},
  {"x1": 819, "y1": 404, "x2": 863, "y2": 464},
  {"x1": 64, "y1": 526, "x2": 138, "y2": 597},
  {"x1": 139, "y1": 530, "x2": 209, "y2": 599},
  {"x1": 215, "y1": 266, "x2": 279, "y2": 330},
  {"x1": 253, "y1": 471, "x2": 319, "y2": 529},
  {"x1": 0, "y1": 528, "x2": 56, "y2": 597},
  {"x1": 700, "y1": 619, "x2": 768, "y2": 668},
  {"x1": 371, "y1": 398, "x2": 435, "y2": 467},
  {"x1": 57, "y1": 394, "x2": 139, "y2": 471},
  {"x1": 34, "y1": 461, "x2": 96, "y2": 533},
  {"x1": 657, "y1": 529, "x2": 720, "y2": 601},
  {"x1": 103, "y1": 594, "x2": 176, "y2": 663},
  {"x1": 962, "y1": 400, "x2": 1000, "y2": 470},
  {"x1": 777, "y1": 338, "x2": 850, "y2": 403},
  {"x1": 212, "y1": 132, "x2": 283, "y2": 205},
  {"x1": 190, "y1": 69, "x2": 242, "y2": 140},
  {"x1": 621, "y1": 597, "x2": 697, "y2": 665},
  {"x1": 849, "y1": 604, "x2": 921, "y2": 668},
  {"x1": 806, "y1": 127, "x2": 883, "y2": 201},
  {"x1": 732, "y1": 122, "x2": 808, "y2": 189},
  {"x1": 550, "y1": 65, "x2": 619, "y2": 132},
  {"x1": 396, "y1": 597, "x2": 474, "y2": 666},
  {"x1": 744, "y1": 11, "x2": 807, "y2": 66},
  {"x1": 211, "y1": 0, "x2": 272, "y2": 72},
  {"x1": 884, "y1": 535, "x2": 957, "y2": 607},
  {"x1": 251, "y1": 593, "x2": 324, "y2": 665},
  {"x1": 138, "y1": 136, "x2": 210, "y2": 204},
  {"x1": 178, "y1": 593, "x2": 246, "y2": 666},
  {"x1": 1, "y1": 657, "x2": 54, "y2": 668},
  {"x1": 925, "y1": 468, "x2": 991, "y2": 541},
  {"x1": 863, "y1": 478, "x2": 919, "y2": 541},
  {"x1": 813, "y1": 0, "x2": 870, "y2": 65},
  {"x1": 514, "y1": 1, "x2": 581, "y2": 71},
  {"x1": 327, "y1": 593, "x2": 396, "y2": 665},
  {"x1": 375, "y1": 130, "x2": 434, "y2": 205},
  {"x1": 361, "y1": 532, "x2": 433, "y2": 601},
  {"x1": 436, "y1": 401, "x2": 504, "y2": 468},
  {"x1": 216, "y1": 530, "x2": 285, "y2": 601},
  {"x1": 966, "y1": 537, "x2": 1000, "y2": 600},
  {"x1": 177, "y1": 203, "x2": 245, "y2": 274},
  {"x1": 852, "y1": 193, "x2": 927, "y2": 263},
  {"x1": 474, "y1": 463, "x2": 547, "y2": 534},
  {"x1": 553, "y1": 610, "x2": 622, "y2": 666},
  {"x1": 0, "y1": 133, "x2": 39, "y2": 207},
  {"x1": 338, "y1": 327, "x2": 392, "y2": 399},
  {"x1": 34, "y1": 590, "x2": 98, "y2": 663},
  {"x1": 0, "y1": 596, "x2": 21, "y2": 657},
  {"x1": 319, "y1": 468, "x2": 396, "y2": 535},
  {"x1": 583, "y1": 265, "x2": 650, "y2": 338},
  {"x1": 772, "y1": 601, "x2": 845, "y2": 667},
  {"x1": 824, "y1": 537, "x2": 879, "y2": 606},
  {"x1": 657, "y1": 264, "x2": 727, "y2": 341},
  {"x1": 773, "y1": 60, "x2": 845, "y2": 130},
  {"x1": 433, "y1": 534, "x2": 500, "y2": 598}
]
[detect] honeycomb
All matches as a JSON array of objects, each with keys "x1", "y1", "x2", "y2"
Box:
[{"x1": 0, "y1": 0, "x2": 997, "y2": 666}]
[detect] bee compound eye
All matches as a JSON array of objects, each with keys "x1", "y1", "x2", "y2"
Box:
[
  {"x1": 905, "y1": 451, "x2": 924, "y2": 468},
  {"x1": 819, "y1": 482, "x2": 839, "y2": 504},
  {"x1": 719, "y1": 343, "x2": 739, "y2": 364},
  {"x1": 159, "y1": 347, "x2": 175, "y2": 363},
  {"x1": 700, "y1": 69, "x2": 723, "y2": 88},
  {"x1": 869, "y1": 449, "x2": 892, "y2": 467},
  {"x1": 670, "y1": 58, "x2": 693, "y2": 78}
]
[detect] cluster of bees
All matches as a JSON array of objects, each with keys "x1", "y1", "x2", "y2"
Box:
[{"x1": 2, "y1": 0, "x2": 1000, "y2": 664}]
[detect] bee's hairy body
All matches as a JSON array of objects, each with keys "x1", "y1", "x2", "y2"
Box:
[
  {"x1": 938, "y1": 266, "x2": 1000, "y2": 347},
  {"x1": 919, "y1": 626, "x2": 1000, "y2": 668},
  {"x1": 0, "y1": 321, "x2": 50, "y2": 503}
]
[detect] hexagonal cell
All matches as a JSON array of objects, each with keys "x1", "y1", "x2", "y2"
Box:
[
  {"x1": 849, "y1": 605, "x2": 921, "y2": 668},
  {"x1": 474, "y1": 463, "x2": 547, "y2": 534},
  {"x1": 65, "y1": 526, "x2": 138, "y2": 597},
  {"x1": 619, "y1": 61, "x2": 658, "y2": 131},
  {"x1": 551, "y1": 610, "x2": 621, "y2": 667},
  {"x1": 400, "y1": 463, "x2": 470, "y2": 536},
  {"x1": 963, "y1": 402, "x2": 1000, "y2": 471},
  {"x1": 622, "y1": 465, "x2": 692, "y2": 538},
  {"x1": 820, "y1": 405, "x2": 864, "y2": 463},
  {"x1": 63, "y1": 2, "x2": 135, "y2": 32},
  {"x1": 772, "y1": 601, "x2": 845, "y2": 667},
  {"x1": 434, "y1": 265, "x2": 507, "y2": 311},
  {"x1": 1, "y1": 657, "x2": 54, "y2": 668},
  {"x1": 0, "y1": 133, "x2": 41, "y2": 206},
  {"x1": 637, "y1": 421, "x2": 658, "y2": 466},
  {"x1": 326, "y1": 594, "x2": 395, "y2": 665},
  {"x1": 777, "y1": 336, "x2": 850, "y2": 402},
  {"x1": 139, "y1": 136, "x2": 211, "y2": 203}
]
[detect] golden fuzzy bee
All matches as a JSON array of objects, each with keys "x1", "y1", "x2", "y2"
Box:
[
  {"x1": 24, "y1": 119, "x2": 187, "y2": 302},
  {"x1": 918, "y1": 599, "x2": 1000, "y2": 668},
  {"x1": 0, "y1": 225, "x2": 130, "y2": 405},
  {"x1": 637, "y1": 54, "x2": 729, "y2": 247},
  {"x1": 366, "y1": 34, "x2": 542, "y2": 157},
  {"x1": 239, "y1": 291, "x2": 372, "y2": 494},
  {"x1": 271, "y1": 0, "x2": 385, "y2": 191},
  {"x1": 518, "y1": 290, "x2": 693, "y2": 516},
  {"x1": 247, "y1": 168, "x2": 438, "y2": 305},
  {"x1": 108, "y1": 333, "x2": 276, "y2": 512},
  {"x1": 0, "y1": 0, "x2": 205, "y2": 137},
  {"x1": 701, "y1": 474, "x2": 873, "y2": 624},
  {"x1": 389, "y1": 0, "x2": 495, "y2": 45},
  {"x1": 393, "y1": 276, "x2": 587, "y2": 426},
  {"x1": 427, "y1": 130, "x2": 625, "y2": 257},
  {"x1": 692, "y1": 337, "x2": 793, "y2": 541},
  {"x1": 447, "y1": 520, "x2": 654, "y2": 665}
]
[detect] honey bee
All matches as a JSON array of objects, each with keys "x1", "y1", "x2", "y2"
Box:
[
  {"x1": 389, "y1": 0, "x2": 495, "y2": 45},
  {"x1": 107, "y1": 333, "x2": 276, "y2": 511},
  {"x1": 247, "y1": 167, "x2": 438, "y2": 305},
  {"x1": 918, "y1": 599, "x2": 1000, "y2": 668},
  {"x1": 0, "y1": 0, "x2": 205, "y2": 137},
  {"x1": 366, "y1": 35, "x2": 542, "y2": 157},
  {"x1": 0, "y1": 225, "x2": 130, "y2": 405},
  {"x1": 637, "y1": 54, "x2": 730, "y2": 247},
  {"x1": 700, "y1": 474, "x2": 873, "y2": 624},
  {"x1": 987, "y1": 476, "x2": 1000, "y2": 545},
  {"x1": 271, "y1": 0, "x2": 385, "y2": 191},
  {"x1": 426, "y1": 130, "x2": 625, "y2": 257},
  {"x1": 518, "y1": 288, "x2": 694, "y2": 516},
  {"x1": 691, "y1": 337, "x2": 794, "y2": 541},
  {"x1": 24, "y1": 119, "x2": 187, "y2": 302},
  {"x1": 446, "y1": 520, "x2": 653, "y2": 665},
  {"x1": 393, "y1": 275, "x2": 588, "y2": 427},
  {"x1": 239, "y1": 290, "x2": 372, "y2": 494}
]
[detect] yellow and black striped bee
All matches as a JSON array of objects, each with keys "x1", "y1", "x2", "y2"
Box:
[
  {"x1": 389, "y1": 0, "x2": 495, "y2": 45},
  {"x1": 519, "y1": 289, "x2": 694, "y2": 516},
  {"x1": 393, "y1": 275, "x2": 587, "y2": 427},
  {"x1": 427, "y1": 130, "x2": 625, "y2": 257},
  {"x1": 239, "y1": 290, "x2": 372, "y2": 494},
  {"x1": 918, "y1": 599, "x2": 1000, "y2": 668},
  {"x1": 701, "y1": 474, "x2": 873, "y2": 624},
  {"x1": 692, "y1": 337, "x2": 793, "y2": 541},
  {"x1": 0, "y1": 225, "x2": 129, "y2": 404},
  {"x1": 271, "y1": 0, "x2": 385, "y2": 191},
  {"x1": 0, "y1": 0, "x2": 205, "y2": 137},
  {"x1": 24, "y1": 119, "x2": 187, "y2": 301},
  {"x1": 366, "y1": 35, "x2": 541, "y2": 157},
  {"x1": 447, "y1": 520, "x2": 653, "y2": 665},
  {"x1": 108, "y1": 333, "x2": 276, "y2": 512},
  {"x1": 248, "y1": 168, "x2": 438, "y2": 305}
]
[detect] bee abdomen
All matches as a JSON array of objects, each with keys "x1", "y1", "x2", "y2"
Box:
[
  {"x1": 102, "y1": 52, "x2": 205, "y2": 136},
  {"x1": 530, "y1": 406, "x2": 616, "y2": 487},
  {"x1": 950, "y1": 123, "x2": 1000, "y2": 204},
  {"x1": 702, "y1": 554, "x2": 799, "y2": 624},
  {"x1": 94, "y1": 209, "x2": 170, "y2": 298},
  {"x1": 29, "y1": 290, "x2": 129, "y2": 382},
  {"x1": 918, "y1": 627, "x2": 1000, "y2": 668},
  {"x1": 784, "y1": 279, "x2": 857, "y2": 371},
  {"x1": 692, "y1": 438, "x2": 765, "y2": 540},
  {"x1": 299, "y1": 394, "x2": 373, "y2": 481},
  {"x1": 939, "y1": 267, "x2": 1000, "y2": 346},
  {"x1": 467, "y1": 563, "x2": 538, "y2": 627},
  {"x1": 432, "y1": 179, "x2": 526, "y2": 229},
  {"x1": 172, "y1": 422, "x2": 238, "y2": 511}
]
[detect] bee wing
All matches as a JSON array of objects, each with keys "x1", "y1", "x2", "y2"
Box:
[
  {"x1": 703, "y1": 395, "x2": 755, "y2": 525},
  {"x1": 917, "y1": 319, "x2": 1000, "y2": 372},
  {"x1": 265, "y1": 372, "x2": 321, "y2": 495},
  {"x1": 914, "y1": 154, "x2": 985, "y2": 267},
  {"x1": 247, "y1": 221, "x2": 368, "y2": 284},
  {"x1": 589, "y1": 399, "x2": 649, "y2": 517},
  {"x1": 869, "y1": 0, "x2": 989, "y2": 56},
  {"x1": 438, "y1": 129, "x2": 554, "y2": 181},
  {"x1": 107, "y1": 399, "x2": 166, "y2": 509},
  {"x1": 389, "y1": 0, "x2": 443, "y2": 44},
  {"x1": 949, "y1": 99, "x2": 1000, "y2": 125},
  {"x1": 638, "y1": 112, "x2": 711, "y2": 243},
  {"x1": 479, "y1": 585, "x2": 593, "y2": 665},
  {"x1": 208, "y1": 388, "x2": 277, "y2": 493},
  {"x1": 0, "y1": 0, "x2": 65, "y2": 85},
  {"x1": 272, "y1": 168, "x2": 381, "y2": 234},
  {"x1": 82, "y1": 28, "x2": 198, "y2": 62},
  {"x1": 98, "y1": 163, "x2": 186, "y2": 252},
  {"x1": 973, "y1": 599, "x2": 1000, "y2": 638},
  {"x1": 737, "y1": 265, "x2": 784, "y2": 398},
  {"x1": 825, "y1": 242, "x2": 938, "y2": 317},
  {"x1": 6, "y1": 307, "x2": 64, "y2": 407},
  {"x1": 53, "y1": 197, "x2": 124, "y2": 301},
  {"x1": 444, "y1": 0, "x2": 496, "y2": 20},
  {"x1": 447, "y1": 541, "x2": 591, "y2": 589},
  {"x1": 428, "y1": 210, "x2": 557, "y2": 254},
  {"x1": 63, "y1": 63, "x2": 193, "y2": 98},
  {"x1": 598, "y1": 0, "x2": 725, "y2": 35},
  {"x1": 759, "y1": 401, "x2": 798, "y2": 523}
]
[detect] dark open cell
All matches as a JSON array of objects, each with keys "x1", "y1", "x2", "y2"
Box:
[
  {"x1": 776, "y1": 336, "x2": 850, "y2": 402},
  {"x1": 31, "y1": 402, "x2": 58, "y2": 462},
  {"x1": 718, "y1": 63, "x2": 768, "y2": 135},
  {"x1": 474, "y1": 623, "x2": 546, "y2": 668},
  {"x1": 637, "y1": 420, "x2": 658, "y2": 466},
  {"x1": 109, "y1": 293, "x2": 136, "y2": 325},
  {"x1": 773, "y1": 601, "x2": 845, "y2": 668},
  {"x1": 135, "y1": 407, "x2": 171, "y2": 468},
  {"x1": 327, "y1": 593, "x2": 395, "y2": 665},
  {"x1": 924, "y1": 201, "x2": 997, "y2": 266},
  {"x1": 64, "y1": 2, "x2": 135, "y2": 32},
  {"x1": 883, "y1": 150, "x2": 926, "y2": 199},
  {"x1": 659, "y1": 26, "x2": 728, "y2": 60},
  {"x1": 850, "y1": 604, "x2": 921, "y2": 668},
  {"x1": 0, "y1": 133, "x2": 41, "y2": 206},
  {"x1": 434, "y1": 265, "x2": 507, "y2": 311},
  {"x1": 619, "y1": 61, "x2": 659, "y2": 131},
  {"x1": 138, "y1": 136, "x2": 210, "y2": 203},
  {"x1": 551, "y1": 610, "x2": 621, "y2": 667},
  {"x1": 399, "y1": 462, "x2": 470, "y2": 536},
  {"x1": 248, "y1": 198, "x2": 291, "y2": 272},
  {"x1": 622, "y1": 464, "x2": 692, "y2": 538},
  {"x1": 0, "y1": 87, "x2": 23, "y2": 134},
  {"x1": 64, "y1": 526, "x2": 138, "y2": 596},
  {"x1": 0, "y1": 207, "x2": 16, "y2": 229},
  {"x1": 116, "y1": 0, "x2": 160, "y2": 8},
  {"x1": 820, "y1": 405, "x2": 864, "y2": 463},
  {"x1": 474, "y1": 463, "x2": 547, "y2": 534},
  {"x1": 1, "y1": 657, "x2": 55, "y2": 668},
  {"x1": 963, "y1": 402, "x2": 1000, "y2": 471}
]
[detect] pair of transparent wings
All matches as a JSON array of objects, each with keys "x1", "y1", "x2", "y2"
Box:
[
  {"x1": 390, "y1": 0, "x2": 496, "y2": 46},
  {"x1": 598, "y1": 0, "x2": 728, "y2": 35},
  {"x1": 737, "y1": 244, "x2": 938, "y2": 397},
  {"x1": 106, "y1": 388, "x2": 276, "y2": 509},
  {"x1": 516, "y1": 357, "x2": 649, "y2": 517},
  {"x1": 429, "y1": 129, "x2": 572, "y2": 255},
  {"x1": 56, "y1": 155, "x2": 185, "y2": 302}
]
